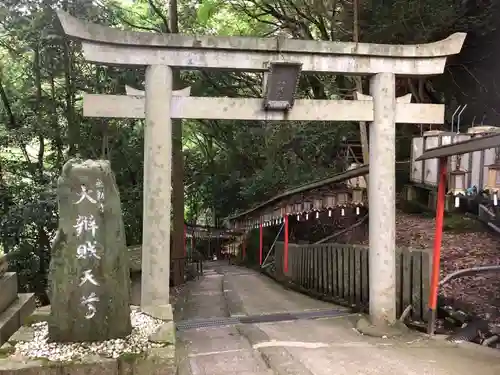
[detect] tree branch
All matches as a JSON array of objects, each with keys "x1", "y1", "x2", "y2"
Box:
[{"x1": 147, "y1": 0, "x2": 170, "y2": 33}]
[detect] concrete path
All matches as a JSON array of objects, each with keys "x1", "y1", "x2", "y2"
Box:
[
  {"x1": 176, "y1": 262, "x2": 273, "y2": 375},
  {"x1": 176, "y1": 262, "x2": 500, "y2": 375}
]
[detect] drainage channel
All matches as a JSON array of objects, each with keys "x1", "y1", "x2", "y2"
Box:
[{"x1": 176, "y1": 308, "x2": 351, "y2": 331}]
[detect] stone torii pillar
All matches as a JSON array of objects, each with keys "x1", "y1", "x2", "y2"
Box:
[
  {"x1": 56, "y1": 10, "x2": 465, "y2": 328},
  {"x1": 115, "y1": 83, "x2": 192, "y2": 319},
  {"x1": 356, "y1": 91, "x2": 412, "y2": 327}
]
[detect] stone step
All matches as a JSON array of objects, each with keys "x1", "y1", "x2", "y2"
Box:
[
  {"x1": 0, "y1": 273, "x2": 17, "y2": 314},
  {"x1": 0, "y1": 293, "x2": 36, "y2": 346}
]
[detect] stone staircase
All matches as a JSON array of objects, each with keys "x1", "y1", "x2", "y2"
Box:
[{"x1": 0, "y1": 257, "x2": 36, "y2": 346}]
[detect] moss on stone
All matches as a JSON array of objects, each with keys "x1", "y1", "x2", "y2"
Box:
[
  {"x1": 118, "y1": 351, "x2": 146, "y2": 363},
  {"x1": 0, "y1": 345, "x2": 14, "y2": 358},
  {"x1": 48, "y1": 159, "x2": 132, "y2": 342},
  {"x1": 23, "y1": 306, "x2": 50, "y2": 326}
]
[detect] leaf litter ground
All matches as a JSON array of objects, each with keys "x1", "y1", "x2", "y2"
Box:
[{"x1": 395, "y1": 211, "x2": 500, "y2": 325}]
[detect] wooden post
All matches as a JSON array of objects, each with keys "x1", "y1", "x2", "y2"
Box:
[
  {"x1": 428, "y1": 156, "x2": 448, "y2": 335},
  {"x1": 259, "y1": 219, "x2": 263, "y2": 266}
]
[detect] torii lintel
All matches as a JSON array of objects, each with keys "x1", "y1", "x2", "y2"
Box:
[{"x1": 55, "y1": 11, "x2": 466, "y2": 75}]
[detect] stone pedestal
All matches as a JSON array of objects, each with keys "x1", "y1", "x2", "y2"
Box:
[
  {"x1": 0, "y1": 345, "x2": 176, "y2": 375},
  {"x1": 0, "y1": 271, "x2": 36, "y2": 346},
  {"x1": 403, "y1": 184, "x2": 417, "y2": 202},
  {"x1": 48, "y1": 159, "x2": 131, "y2": 342},
  {"x1": 428, "y1": 190, "x2": 454, "y2": 212}
]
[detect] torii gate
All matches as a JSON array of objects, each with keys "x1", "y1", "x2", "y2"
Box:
[{"x1": 56, "y1": 11, "x2": 465, "y2": 327}]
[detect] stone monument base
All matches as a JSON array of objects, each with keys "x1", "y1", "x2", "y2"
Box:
[
  {"x1": 141, "y1": 304, "x2": 173, "y2": 321},
  {"x1": 0, "y1": 305, "x2": 176, "y2": 375},
  {"x1": 355, "y1": 315, "x2": 410, "y2": 338},
  {"x1": 0, "y1": 346, "x2": 175, "y2": 375}
]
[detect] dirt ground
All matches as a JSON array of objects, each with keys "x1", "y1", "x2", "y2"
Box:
[{"x1": 395, "y1": 211, "x2": 500, "y2": 324}]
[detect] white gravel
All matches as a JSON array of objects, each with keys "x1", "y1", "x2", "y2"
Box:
[{"x1": 14, "y1": 308, "x2": 165, "y2": 362}]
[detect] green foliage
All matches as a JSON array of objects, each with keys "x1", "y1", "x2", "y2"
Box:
[{"x1": 0, "y1": 0, "x2": 492, "y2": 300}]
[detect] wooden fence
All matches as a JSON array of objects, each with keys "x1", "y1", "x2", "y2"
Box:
[{"x1": 273, "y1": 242, "x2": 431, "y2": 322}]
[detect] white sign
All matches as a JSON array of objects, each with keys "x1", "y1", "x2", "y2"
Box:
[
  {"x1": 75, "y1": 185, "x2": 97, "y2": 204},
  {"x1": 74, "y1": 179, "x2": 105, "y2": 319},
  {"x1": 81, "y1": 292, "x2": 99, "y2": 319},
  {"x1": 74, "y1": 215, "x2": 98, "y2": 237},
  {"x1": 79, "y1": 269, "x2": 100, "y2": 287},
  {"x1": 76, "y1": 241, "x2": 100, "y2": 260}
]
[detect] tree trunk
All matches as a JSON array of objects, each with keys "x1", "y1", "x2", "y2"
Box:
[
  {"x1": 62, "y1": 1, "x2": 78, "y2": 157},
  {"x1": 34, "y1": 43, "x2": 50, "y2": 303},
  {"x1": 169, "y1": 0, "x2": 185, "y2": 286},
  {"x1": 353, "y1": 0, "x2": 369, "y2": 191}
]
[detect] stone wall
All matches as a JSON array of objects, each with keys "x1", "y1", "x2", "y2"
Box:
[{"x1": 0, "y1": 255, "x2": 36, "y2": 346}]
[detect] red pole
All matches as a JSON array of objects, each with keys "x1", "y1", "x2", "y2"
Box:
[
  {"x1": 259, "y1": 219, "x2": 263, "y2": 266},
  {"x1": 427, "y1": 156, "x2": 447, "y2": 335},
  {"x1": 284, "y1": 215, "x2": 289, "y2": 273}
]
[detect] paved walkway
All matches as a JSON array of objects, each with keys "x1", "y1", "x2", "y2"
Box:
[{"x1": 175, "y1": 262, "x2": 500, "y2": 375}]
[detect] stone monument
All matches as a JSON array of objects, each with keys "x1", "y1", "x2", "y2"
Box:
[{"x1": 48, "y1": 159, "x2": 131, "y2": 342}]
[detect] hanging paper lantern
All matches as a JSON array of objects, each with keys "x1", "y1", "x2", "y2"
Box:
[
  {"x1": 303, "y1": 201, "x2": 312, "y2": 220},
  {"x1": 324, "y1": 195, "x2": 336, "y2": 217},
  {"x1": 337, "y1": 191, "x2": 348, "y2": 206},
  {"x1": 450, "y1": 169, "x2": 467, "y2": 208},
  {"x1": 294, "y1": 203, "x2": 301, "y2": 220},
  {"x1": 274, "y1": 209, "x2": 280, "y2": 224},
  {"x1": 352, "y1": 186, "x2": 364, "y2": 205},
  {"x1": 313, "y1": 198, "x2": 322, "y2": 219},
  {"x1": 337, "y1": 191, "x2": 349, "y2": 217}
]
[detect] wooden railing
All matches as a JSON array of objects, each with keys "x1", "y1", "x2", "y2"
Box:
[{"x1": 272, "y1": 242, "x2": 431, "y2": 322}]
